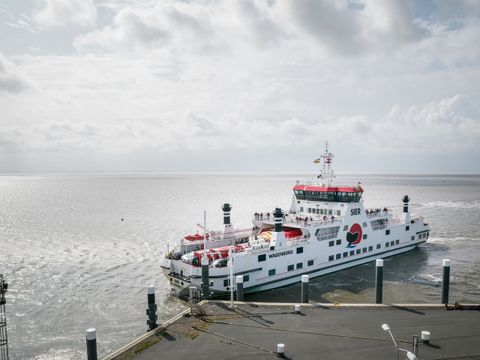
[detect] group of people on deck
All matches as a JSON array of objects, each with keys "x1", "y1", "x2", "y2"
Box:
[{"x1": 366, "y1": 207, "x2": 388, "y2": 215}]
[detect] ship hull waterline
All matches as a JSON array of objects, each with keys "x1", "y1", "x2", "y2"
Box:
[{"x1": 163, "y1": 241, "x2": 426, "y2": 299}]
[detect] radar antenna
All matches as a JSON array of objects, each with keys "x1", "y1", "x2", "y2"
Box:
[{"x1": 315, "y1": 141, "x2": 335, "y2": 186}]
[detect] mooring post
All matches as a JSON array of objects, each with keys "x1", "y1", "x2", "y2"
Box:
[
  {"x1": 277, "y1": 343, "x2": 285, "y2": 358},
  {"x1": 301, "y1": 275, "x2": 309, "y2": 303},
  {"x1": 201, "y1": 257, "x2": 210, "y2": 300},
  {"x1": 442, "y1": 259, "x2": 451, "y2": 305},
  {"x1": 375, "y1": 259, "x2": 384, "y2": 304},
  {"x1": 236, "y1": 275, "x2": 244, "y2": 301},
  {"x1": 86, "y1": 328, "x2": 97, "y2": 360},
  {"x1": 146, "y1": 285, "x2": 157, "y2": 331}
]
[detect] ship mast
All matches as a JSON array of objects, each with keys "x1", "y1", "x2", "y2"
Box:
[{"x1": 316, "y1": 141, "x2": 335, "y2": 186}]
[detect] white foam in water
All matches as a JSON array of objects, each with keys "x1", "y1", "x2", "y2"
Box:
[
  {"x1": 420, "y1": 200, "x2": 480, "y2": 209},
  {"x1": 429, "y1": 237, "x2": 479, "y2": 243}
]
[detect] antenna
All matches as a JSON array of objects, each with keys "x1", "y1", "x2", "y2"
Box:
[{"x1": 317, "y1": 141, "x2": 335, "y2": 186}]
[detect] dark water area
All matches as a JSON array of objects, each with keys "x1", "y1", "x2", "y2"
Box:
[{"x1": 1, "y1": 173, "x2": 479, "y2": 359}]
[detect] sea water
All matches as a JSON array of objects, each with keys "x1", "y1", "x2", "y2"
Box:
[{"x1": 1, "y1": 173, "x2": 479, "y2": 359}]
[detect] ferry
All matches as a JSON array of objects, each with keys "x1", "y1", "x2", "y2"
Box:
[{"x1": 161, "y1": 144, "x2": 430, "y2": 297}]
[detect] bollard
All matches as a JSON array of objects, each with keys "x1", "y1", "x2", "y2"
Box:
[
  {"x1": 375, "y1": 259, "x2": 384, "y2": 304},
  {"x1": 86, "y1": 328, "x2": 97, "y2": 360},
  {"x1": 146, "y1": 285, "x2": 158, "y2": 331},
  {"x1": 201, "y1": 257, "x2": 210, "y2": 300},
  {"x1": 301, "y1": 275, "x2": 309, "y2": 303},
  {"x1": 421, "y1": 331, "x2": 430, "y2": 344},
  {"x1": 442, "y1": 259, "x2": 451, "y2": 305},
  {"x1": 277, "y1": 343, "x2": 285, "y2": 358},
  {"x1": 294, "y1": 304, "x2": 301, "y2": 314},
  {"x1": 236, "y1": 275, "x2": 244, "y2": 301}
]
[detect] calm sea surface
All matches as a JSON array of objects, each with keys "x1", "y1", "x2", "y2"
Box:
[{"x1": 1, "y1": 173, "x2": 480, "y2": 359}]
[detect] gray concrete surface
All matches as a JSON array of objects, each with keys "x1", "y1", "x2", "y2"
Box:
[{"x1": 109, "y1": 302, "x2": 480, "y2": 360}]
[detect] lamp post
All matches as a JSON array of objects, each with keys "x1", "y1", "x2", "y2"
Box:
[{"x1": 381, "y1": 323, "x2": 418, "y2": 360}]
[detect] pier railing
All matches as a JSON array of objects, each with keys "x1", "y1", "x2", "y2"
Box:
[{"x1": 417, "y1": 334, "x2": 480, "y2": 359}]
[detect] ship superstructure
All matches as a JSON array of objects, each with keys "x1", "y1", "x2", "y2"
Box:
[{"x1": 161, "y1": 144, "x2": 430, "y2": 297}]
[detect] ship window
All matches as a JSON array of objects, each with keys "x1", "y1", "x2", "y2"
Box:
[
  {"x1": 426, "y1": 232, "x2": 429, "y2": 238},
  {"x1": 377, "y1": 244, "x2": 381, "y2": 249},
  {"x1": 337, "y1": 210, "x2": 341, "y2": 216},
  {"x1": 368, "y1": 246, "x2": 373, "y2": 251},
  {"x1": 412, "y1": 236, "x2": 415, "y2": 241},
  {"x1": 336, "y1": 239, "x2": 341, "y2": 245},
  {"x1": 386, "y1": 229, "x2": 390, "y2": 235},
  {"x1": 307, "y1": 208, "x2": 311, "y2": 213},
  {"x1": 328, "y1": 209, "x2": 333, "y2": 215},
  {"x1": 396, "y1": 240, "x2": 399, "y2": 245},
  {"x1": 363, "y1": 222, "x2": 367, "y2": 228},
  {"x1": 343, "y1": 252, "x2": 348, "y2": 258},
  {"x1": 308, "y1": 260, "x2": 314, "y2": 266},
  {"x1": 317, "y1": 208, "x2": 320, "y2": 214},
  {"x1": 363, "y1": 234, "x2": 367, "y2": 239},
  {"x1": 390, "y1": 241, "x2": 394, "y2": 246},
  {"x1": 315, "y1": 226, "x2": 340, "y2": 241},
  {"x1": 335, "y1": 253, "x2": 341, "y2": 260},
  {"x1": 406, "y1": 226, "x2": 410, "y2": 231},
  {"x1": 244, "y1": 275, "x2": 250, "y2": 282},
  {"x1": 296, "y1": 247, "x2": 304, "y2": 254},
  {"x1": 343, "y1": 225, "x2": 348, "y2": 231},
  {"x1": 296, "y1": 262, "x2": 303, "y2": 269},
  {"x1": 329, "y1": 240, "x2": 334, "y2": 247},
  {"x1": 268, "y1": 269, "x2": 276, "y2": 276},
  {"x1": 288, "y1": 264, "x2": 294, "y2": 271},
  {"x1": 300, "y1": 207, "x2": 303, "y2": 212},
  {"x1": 349, "y1": 250, "x2": 355, "y2": 256},
  {"x1": 385, "y1": 242, "x2": 389, "y2": 247},
  {"x1": 356, "y1": 249, "x2": 361, "y2": 254},
  {"x1": 329, "y1": 255, "x2": 334, "y2": 261},
  {"x1": 258, "y1": 254, "x2": 266, "y2": 262},
  {"x1": 224, "y1": 279, "x2": 230, "y2": 287},
  {"x1": 362, "y1": 247, "x2": 367, "y2": 253}
]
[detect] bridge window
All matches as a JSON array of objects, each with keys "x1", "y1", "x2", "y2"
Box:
[
  {"x1": 335, "y1": 254, "x2": 341, "y2": 260},
  {"x1": 329, "y1": 240, "x2": 334, "y2": 247},
  {"x1": 343, "y1": 252, "x2": 348, "y2": 258},
  {"x1": 258, "y1": 254, "x2": 266, "y2": 262},
  {"x1": 386, "y1": 229, "x2": 390, "y2": 235},
  {"x1": 296, "y1": 247, "x2": 304, "y2": 254},
  {"x1": 329, "y1": 255, "x2": 334, "y2": 261},
  {"x1": 308, "y1": 260, "x2": 314, "y2": 266},
  {"x1": 296, "y1": 262, "x2": 303, "y2": 269},
  {"x1": 268, "y1": 269, "x2": 276, "y2": 276},
  {"x1": 349, "y1": 250, "x2": 355, "y2": 256},
  {"x1": 377, "y1": 244, "x2": 381, "y2": 249},
  {"x1": 288, "y1": 264, "x2": 294, "y2": 272}
]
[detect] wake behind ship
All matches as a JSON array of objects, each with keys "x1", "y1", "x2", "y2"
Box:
[{"x1": 161, "y1": 144, "x2": 430, "y2": 297}]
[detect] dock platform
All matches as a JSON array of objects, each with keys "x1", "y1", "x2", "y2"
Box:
[{"x1": 105, "y1": 302, "x2": 480, "y2": 360}]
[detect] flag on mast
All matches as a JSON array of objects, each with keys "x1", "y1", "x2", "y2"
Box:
[{"x1": 314, "y1": 158, "x2": 321, "y2": 164}]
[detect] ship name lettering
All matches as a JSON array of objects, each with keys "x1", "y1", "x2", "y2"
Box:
[
  {"x1": 269, "y1": 250, "x2": 294, "y2": 258},
  {"x1": 351, "y1": 208, "x2": 361, "y2": 216}
]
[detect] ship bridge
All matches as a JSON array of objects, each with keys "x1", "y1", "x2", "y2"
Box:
[{"x1": 293, "y1": 185, "x2": 363, "y2": 203}]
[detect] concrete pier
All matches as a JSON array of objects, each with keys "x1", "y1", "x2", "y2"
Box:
[{"x1": 103, "y1": 302, "x2": 480, "y2": 360}]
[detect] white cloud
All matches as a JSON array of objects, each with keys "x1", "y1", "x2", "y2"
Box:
[
  {"x1": 0, "y1": 52, "x2": 30, "y2": 93},
  {"x1": 33, "y1": 0, "x2": 97, "y2": 27},
  {"x1": 1, "y1": 0, "x2": 480, "y2": 171}
]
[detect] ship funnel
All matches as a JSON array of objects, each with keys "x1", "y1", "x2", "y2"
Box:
[
  {"x1": 222, "y1": 203, "x2": 232, "y2": 225},
  {"x1": 274, "y1": 208, "x2": 283, "y2": 232},
  {"x1": 402, "y1": 195, "x2": 410, "y2": 213}
]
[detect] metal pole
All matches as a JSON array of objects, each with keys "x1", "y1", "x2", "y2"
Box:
[
  {"x1": 301, "y1": 275, "x2": 309, "y2": 303},
  {"x1": 442, "y1": 259, "x2": 451, "y2": 305},
  {"x1": 229, "y1": 247, "x2": 234, "y2": 307},
  {"x1": 201, "y1": 257, "x2": 210, "y2": 300},
  {"x1": 86, "y1": 328, "x2": 97, "y2": 360},
  {"x1": 412, "y1": 335, "x2": 419, "y2": 357},
  {"x1": 146, "y1": 286, "x2": 157, "y2": 331},
  {"x1": 375, "y1": 259, "x2": 384, "y2": 304},
  {"x1": 0, "y1": 274, "x2": 9, "y2": 360},
  {"x1": 236, "y1": 275, "x2": 244, "y2": 301}
]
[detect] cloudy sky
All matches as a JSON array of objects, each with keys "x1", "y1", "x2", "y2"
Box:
[{"x1": 1, "y1": 0, "x2": 479, "y2": 173}]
